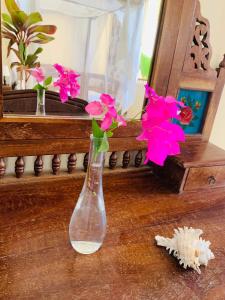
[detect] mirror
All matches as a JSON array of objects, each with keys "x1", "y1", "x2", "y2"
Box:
[{"x1": 1, "y1": 0, "x2": 162, "y2": 119}]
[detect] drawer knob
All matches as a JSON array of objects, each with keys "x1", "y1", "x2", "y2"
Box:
[{"x1": 208, "y1": 176, "x2": 216, "y2": 185}]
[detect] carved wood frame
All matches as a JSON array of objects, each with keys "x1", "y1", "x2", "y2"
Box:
[{"x1": 151, "y1": 0, "x2": 225, "y2": 142}]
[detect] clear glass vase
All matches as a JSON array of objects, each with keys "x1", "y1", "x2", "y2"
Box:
[
  {"x1": 17, "y1": 69, "x2": 27, "y2": 90},
  {"x1": 36, "y1": 89, "x2": 46, "y2": 116},
  {"x1": 69, "y1": 135, "x2": 107, "y2": 255}
]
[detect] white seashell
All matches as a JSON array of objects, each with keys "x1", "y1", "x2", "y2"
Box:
[{"x1": 155, "y1": 227, "x2": 215, "y2": 274}]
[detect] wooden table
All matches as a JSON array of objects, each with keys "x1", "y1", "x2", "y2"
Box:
[{"x1": 0, "y1": 170, "x2": 225, "y2": 299}]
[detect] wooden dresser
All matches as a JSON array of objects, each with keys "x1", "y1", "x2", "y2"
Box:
[
  {"x1": 153, "y1": 142, "x2": 225, "y2": 193},
  {"x1": 1, "y1": 170, "x2": 225, "y2": 299}
]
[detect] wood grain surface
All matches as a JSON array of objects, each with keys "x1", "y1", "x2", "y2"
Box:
[{"x1": 0, "y1": 170, "x2": 225, "y2": 300}]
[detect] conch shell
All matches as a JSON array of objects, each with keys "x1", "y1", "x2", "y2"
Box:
[{"x1": 155, "y1": 227, "x2": 215, "y2": 274}]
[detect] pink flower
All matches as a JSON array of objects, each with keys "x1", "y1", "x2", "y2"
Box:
[
  {"x1": 30, "y1": 67, "x2": 45, "y2": 83},
  {"x1": 137, "y1": 85, "x2": 185, "y2": 166},
  {"x1": 85, "y1": 93, "x2": 127, "y2": 132},
  {"x1": 100, "y1": 94, "x2": 115, "y2": 106},
  {"x1": 85, "y1": 101, "x2": 103, "y2": 116},
  {"x1": 101, "y1": 112, "x2": 113, "y2": 130},
  {"x1": 53, "y1": 64, "x2": 80, "y2": 102}
]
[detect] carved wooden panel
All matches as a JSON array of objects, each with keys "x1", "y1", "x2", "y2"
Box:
[{"x1": 183, "y1": 1, "x2": 215, "y2": 76}]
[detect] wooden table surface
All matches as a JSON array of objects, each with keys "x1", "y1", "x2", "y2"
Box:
[{"x1": 1, "y1": 170, "x2": 225, "y2": 300}]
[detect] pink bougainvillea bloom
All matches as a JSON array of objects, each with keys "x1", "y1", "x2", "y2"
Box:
[
  {"x1": 100, "y1": 94, "x2": 115, "y2": 107},
  {"x1": 85, "y1": 93, "x2": 127, "y2": 131},
  {"x1": 137, "y1": 121, "x2": 185, "y2": 166},
  {"x1": 30, "y1": 67, "x2": 45, "y2": 83},
  {"x1": 85, "y1": 101, "x2": 104, "y2": 116},
  {"x1": 101, "y1": 112, "x2": 113, "y2": 130},
  {"x1": 53, "y1": 64, "x2": 80, "y2": 102},
  {"x1": 138, "y1": 85, "x2": 186, "y2": 166},
  {"x1": 117, "y1": 114, "x2": 127, "y2": 127}
]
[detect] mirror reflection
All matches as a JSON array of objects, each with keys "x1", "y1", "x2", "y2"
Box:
[{"x1": 1, "y1": 0, "x2": 162, "y2": 118}]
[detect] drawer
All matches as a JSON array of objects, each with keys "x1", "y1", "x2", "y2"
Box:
[{"x1": 184, "y1": 165, "x2": 225, "y2": 191}]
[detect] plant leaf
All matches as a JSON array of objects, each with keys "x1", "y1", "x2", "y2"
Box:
[
  {"x1": 2, "y1": 21, "x2": 17, "y2": 34},
  {"x1": 44, "y1": 76, "x2": 52, "y2": 87},
  {"x1": 2, "y1": 30, "x2": 17, "y2": 41},
  {"x1": 28, "y1": 25, "x2": 57, "y2": 35},
  {"x1": 11, "y1": 11, "x2": 28, "y2": 30},
  {"x1": 33, "y1": 83, "x2": 43, "y2": 90},
  {"x1": 33, "y1": 47, "x2": 43, "y2": 56},
  {"x1": 2, "y1": 13, "x2": 13, "y2": 25},
  {"x1": 18, "y1": 41, "x2": 26, "y2": 63},
  {"x1": 24, "y1": 12, "x2": 42, "y2": 28},
  {"x1": 5, "y1": 0, "x2": 20, "y2": 16},
  {"x1": 98, "y1": 132, "x2": 109, "y2": 153},
  {"x1": 10, "y1": 61, "x2": 20, "y2": 69},
  {"x1": 30, "y1": 33, "x2": 55, "y2": 44},
  {"x1": 92, "y1": 119, "x2": 104, "y2": 138},
  {"x1": 25, "y1": 54, "x2": 38, "y2": 67},
  {"x1": 6, "y1": 39, "x2": 16, "y2": 57},
  {"x1": 106, "y1": 131, "x2": 113, "y2": 138}
]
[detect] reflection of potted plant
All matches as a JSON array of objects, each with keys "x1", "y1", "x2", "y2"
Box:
[{"x1": 2, "y1": 0, "x2": 57, "y2": 89}]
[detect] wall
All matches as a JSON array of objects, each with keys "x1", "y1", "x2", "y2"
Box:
[{"x1": 200, "y1": 0, "x2": 225, "y2": 150}]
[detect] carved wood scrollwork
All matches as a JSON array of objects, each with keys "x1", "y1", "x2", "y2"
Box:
[{"x1": 183, "y1": 1, "x2": 215, "y2": 75}]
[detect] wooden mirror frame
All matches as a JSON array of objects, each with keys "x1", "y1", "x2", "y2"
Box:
[{"x1": 0, "y1": 0, "x2": 224, "y2": 179}]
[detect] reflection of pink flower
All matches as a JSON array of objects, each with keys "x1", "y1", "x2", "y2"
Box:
[
  {"x1": 85, "y1": 93, "x2": 127, "y2": 131},
  {"x1": 137, "y1": 85, "x2": 185, "y2": 166},
  {"x1": 30, "y1": 67, "x2": 45, "y2": 83},
  {"x1": 53, "y1": 64, "x2": 80, "y2": 103},
  {"x1": 85, "y1": 101, "x2": 103, "y2": 115}
]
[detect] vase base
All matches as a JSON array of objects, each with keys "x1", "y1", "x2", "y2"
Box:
[{"x1": 71, "y1": 241, "x2": 102, "y2": 254}]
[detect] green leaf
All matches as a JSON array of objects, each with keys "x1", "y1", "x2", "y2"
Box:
[
  {"x1": 2, "y1": 21, "x2": 17, "y2": 34},
  {"x1": 30, "y1": 33, "x2": 55, "y2": 44},
  {"x1": 24, "y1": 12, "x2": 42, "y2": 28},
  {"x1": 106, "y1": 131, "x2": 113, "y2": 138},
  {"x1": 25, "y1": 54, "x2": 38, "y2": 67},
  {"x1": 33, "y1": 83, "x2": 44, "y2": 90},
  {"x1": 5, "y1": 0, "x2": 20, "y2": 16},
  {"x1": 44, "y1": 76, "x2": 52, "y2": 87},
  {"x1": 33, "y1": 47, "x2": 43, "y2": 56},
  {"x1": 11, "y1": 11, "x2": 28, "y2": 30},
  {"x1": 18, "y1": 41, "x2": 26, "y2": 63},
  {"x1": 2, "y1": 30, "x2": 17, "y2": 42},
  {"x1": 98, "y1": 133, "x2": 109, "y2": 153},
  {"x1": 110, "y1": 121, "x2": 118, "y2": 131},
  {"x1": 28, "y1": 25, "x2": 57, "y2": 35},
  {"x1": 7, "y1": 39, "x2": 15, "y2": 57},
  {"x1": 2, "y1": 13, "x2": 13, "y2": 25},
  {"x1": 92, "y1": 119, "x2": 104, "y2": 138}
]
